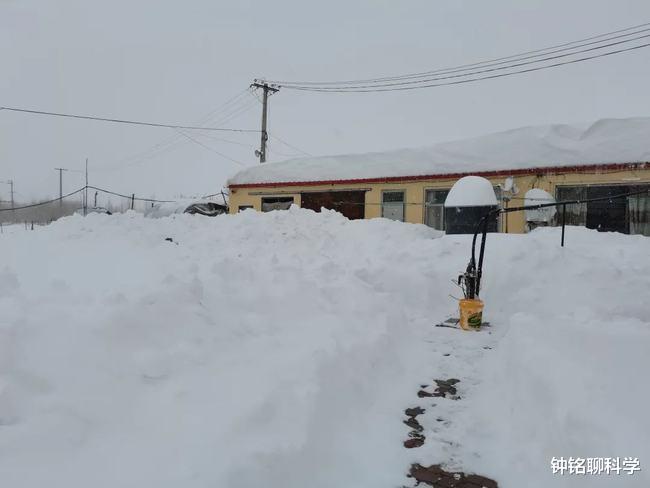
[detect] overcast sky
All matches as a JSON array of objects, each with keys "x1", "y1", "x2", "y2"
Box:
[{"x1": 2, "y1": 0, "x2": 650, "y2": 202}]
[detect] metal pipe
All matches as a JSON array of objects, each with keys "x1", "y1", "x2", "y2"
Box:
[{"x1": 562, "y1": 203, "x2": 566, "y2": 247}]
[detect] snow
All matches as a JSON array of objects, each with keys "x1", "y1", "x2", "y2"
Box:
[
  {"x1": 228, "y1": 117, "x2": 650, "y2": 185},
  {"x1": 143, "y1": 199, "x2": 204, "y2": 218},
  {"x1": 0, "y1": 209, "x2": 649, "y2": 488},
  {"x1": 144, "y1": 200, "x2": 193, "y2": 217},
  {"x1": 444, "y1": 176, "x2": 498, "y2": 207},
  {"x1": 451, "y1": 228, "x2": 650, "y2": 487},
  {"x1": 524, "y1": 188, "x2": 557, "y2": 222}
]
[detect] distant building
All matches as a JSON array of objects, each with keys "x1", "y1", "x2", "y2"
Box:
[{"x1": 228, "y1": 118, "x2": 650, "y2": 235}]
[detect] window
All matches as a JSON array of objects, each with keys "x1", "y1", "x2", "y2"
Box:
[
  {"x1": 556, "y1": 184, "x2": 650, "y2": 235},
  {"x1": 424, "y1": 189, "x2": 449, "y2": 229},
  {"x1": 300, "y1": 190, "x2": 366, "y2": 220},
  {"x1": 261, "y1": 197, "x2": 294, "y2": 212},
  {"x1": 556, "y1": 186, "x2": 588, "y2": 226},
  {"x1": 628, "y1": 186, "x2": 650, "y2": 236},
  {"x1": 238, "y1": 205, "x2": 253, "y2": 212},
  {"x1": 382, "y1": 191, "x2": 405, "y2": 222}
]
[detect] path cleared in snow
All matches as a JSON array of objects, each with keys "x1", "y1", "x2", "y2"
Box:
[{"x1": 0, "y1": 208, "x2": 648, "y2": 488}]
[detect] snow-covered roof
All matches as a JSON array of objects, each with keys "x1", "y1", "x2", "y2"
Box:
[{"x1": 229, "y1": 117, "x2": 650, "y2": 186}]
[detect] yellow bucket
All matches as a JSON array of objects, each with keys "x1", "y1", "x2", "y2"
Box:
[{"x1": 459, "y1": 299, "x2": 484, "y2": 330}]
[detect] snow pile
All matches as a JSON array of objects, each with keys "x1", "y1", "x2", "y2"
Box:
[
  {"x1": 0, "y1": 209, "x2": 648, "y2": 488},
  {"x1": 0, "y1": 208, "x2": 444, "y2": 488},
  {"x1": 228, "y1": 117, "x2": 650, "y2": 185},
  {"x1": 451, "y1": 228, "x2": 650, "y2": 487},
  {"x1": 444, "y1": 176, "x2": 498, "y2": 207},
  {"x1": 144, "y1": 199, "x2": 206, "y2": 218},
  {"x1": 144, "y1": 200, "x2": 191, "y2": 217}
]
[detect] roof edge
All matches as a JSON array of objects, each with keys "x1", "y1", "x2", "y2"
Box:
[{"x1": 229, "y1": 162, "x2": 648, "y2": 189}]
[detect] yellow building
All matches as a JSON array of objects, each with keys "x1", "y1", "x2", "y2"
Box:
[{"x1": 228, "y1": 118, "x2": 650, "y2": 235}]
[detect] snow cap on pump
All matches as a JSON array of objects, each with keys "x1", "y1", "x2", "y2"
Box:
[{"x1": 444, "y1": 176, "x2": 498, "y2": 208}]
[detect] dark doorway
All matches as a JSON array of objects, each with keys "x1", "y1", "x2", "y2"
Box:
[
  {"x1": 300, "y1": 191, "x2": 366, "y2": 220},
  {"x1": 586, "y1": 186, "x2": 629, "y2": 233}
]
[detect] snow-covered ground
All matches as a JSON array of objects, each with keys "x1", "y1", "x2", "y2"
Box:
[{"x1": 0, "y1": 208, "x2": 648, "y2": 487}]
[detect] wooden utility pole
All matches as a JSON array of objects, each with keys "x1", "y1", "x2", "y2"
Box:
[
  {"x1": 2, "y1": 180, "x2": 15, "y2": 222},
  {"x1": 250, "y1": 81, "x2": 279, "y2": 163},
  {"x1": 7, "y1": 180, "x2": 13, "y2": 209},
  {"x1": 2, "y1": 179, "x2": 14, "y2": 207},
  {"x1": 54, "y1": 168, "x2": 68, "y2": 207},
  {"x1": 84, "y1": 158, "x2": 88, "y2": 216}
]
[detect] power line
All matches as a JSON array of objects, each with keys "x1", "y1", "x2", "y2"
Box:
[
  {"x1": 268, "y1": 133, "x2": 312, "y2": 157},
  {"x1": 193, "y1": 131, "x2": 256, "y2": 149},
  {"x1": 319, "y1": 32, "x2": 650, "y2": 91},
  {"x1": 0, "y1": 106, "x2": 260, "y2": 132},
  {"x1": 270, "y1": 29, "x2": 650, "y2": 93},
  {"x1": 106, "y1": 90, "x2": 259, "y2": 170},
  {"x1": 278, "y1": 33, "x2": 650, "y2": 91},
  {"x1": 277, "y1": 40, "x2": 650, "y2": 92},
  {"x1": 93, "y1": 90, "x2": 260, "y2": 173},
  {"x1": 0, "y1": 187, "x2": 86, "y2": 212},
  {"x1": 198, "y1": 89, "x2": 252, "y2": 121},
  {"x1": 173, "y1": 129, "x2": 247, "y2": 166},
  {"x1": 87, "y1": 185, "x2": 176, "y2": 203},
  {"x1": 210, "y1": 95, "x2": 261, "y2": 128},
  {"x1": 268, "y1": 21, "x2": 650, "y2": 86}
]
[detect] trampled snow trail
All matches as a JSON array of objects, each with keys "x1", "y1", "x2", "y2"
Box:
[{"x1": 0, "y1": 208, "x2": 648, "y2": 488}]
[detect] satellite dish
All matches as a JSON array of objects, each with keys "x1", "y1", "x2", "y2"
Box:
[
  {"x1": 524, "y1": 189, "x2": 556, "y2": 223},
  {"x1": 503, "y1": 177, "x2": 514, "y2": 192},
  {"x1": 254, "y1": 149, "x2": 261, "y2": 158},
  {"x1": 503, "y1": 176, "x2": 520, "y2": 195}
]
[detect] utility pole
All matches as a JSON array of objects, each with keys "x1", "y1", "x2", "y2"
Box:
[
  {"x1": 54, "y1": 168, "x2": 68, "y2": 207},
  {"x1": 250, "y1": 80, "x2": 279, "y2": 163},
  {"x1": 84, "y1": 158, "x2": 88, "y2": 216},
  {"x1": 2, "y1": 180, "x2": 14, "y2": 208},
  {"x1": 1, "y1": 180, "x2": 15, "y2": 222},
  {"x1": 7, "y1": 180, "x2": 13, "y2": 209}
]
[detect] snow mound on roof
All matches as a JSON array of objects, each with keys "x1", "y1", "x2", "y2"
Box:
[
  {"x1": 229, "y1": 117, "x2": 650, "y2": 185},
  {"x1": 444, "y1": 176, "x2": 497, "y2": 207}
]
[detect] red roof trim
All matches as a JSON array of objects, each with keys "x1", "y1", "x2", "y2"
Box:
[{"x1": 228, "y1": 162, "x2": 648, "y2": 189}]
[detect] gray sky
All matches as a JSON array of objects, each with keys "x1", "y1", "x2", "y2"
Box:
[{"x1": 2, "y1": 0, "x2": 650, "y2": 202}]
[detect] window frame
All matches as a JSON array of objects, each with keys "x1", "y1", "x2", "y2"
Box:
[
  {"x1": 381, "y1": 189, "x2": 406, "y2": 222},
  {"x1": 261, "y1": 196, "x2": 295, "y2": 212},
  {"x1": 423, "y1": 188, "x2": 450, "y2": 230}
]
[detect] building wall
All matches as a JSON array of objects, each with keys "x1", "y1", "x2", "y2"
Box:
[{"x1": 228, "y1": 166, "x2": 650, "y2": 233}]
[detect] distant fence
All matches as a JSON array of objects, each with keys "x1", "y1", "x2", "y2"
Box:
[{"x1": 0, "y1": 185, "x2": 228, "y2": 225}]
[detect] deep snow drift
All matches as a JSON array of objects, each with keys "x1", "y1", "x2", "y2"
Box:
[{"x1": 0, "y1": 208, "x2": 648, "y2": 488}]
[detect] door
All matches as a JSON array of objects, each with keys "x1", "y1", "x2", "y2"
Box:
[{"x1": 300, "y1": 191, "x2": 366, "y2": 220}]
